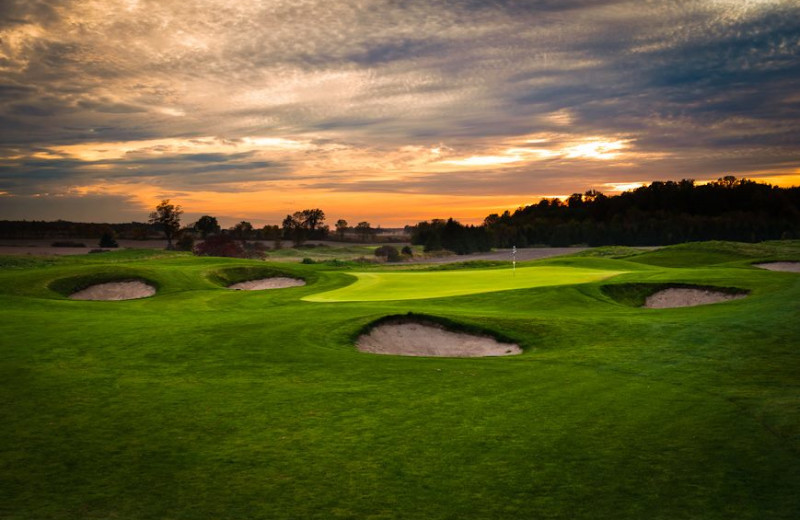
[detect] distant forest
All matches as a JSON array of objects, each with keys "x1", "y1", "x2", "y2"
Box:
[
  {"x1": 2, "y1": 177, "x2": 799, "y2": 252},
  {"x1": 0, "y1": 220, "x2": 156, "y2": 240},
  {"x1": 410, "y1": 177, "x2": 800, "y2": 254}
]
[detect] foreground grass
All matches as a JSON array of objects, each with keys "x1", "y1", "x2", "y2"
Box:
[{"x1": 1, "y1": 241, "x2": 799, "y2": 519}]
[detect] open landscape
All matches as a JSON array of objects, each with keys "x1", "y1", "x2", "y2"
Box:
[
  {"x1": 2, "y1": 240, "x2": 799, "y2": 519},
  {"x1": 3, "y1": 1, "x2": 800, "y2": 517}
]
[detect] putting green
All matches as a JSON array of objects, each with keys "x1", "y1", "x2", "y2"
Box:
[{"x1": 304, "y1": 266, "x2": 625, "y2": 302}]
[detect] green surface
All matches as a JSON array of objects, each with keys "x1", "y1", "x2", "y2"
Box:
[
  {"x1": 304, "y1": 265, "x2": 625, "y2": 302},
  {"x1": 1, "y1": 242, "x2": 799, "y2": 519}
]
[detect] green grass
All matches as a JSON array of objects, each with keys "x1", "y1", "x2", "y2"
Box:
[
  {"x1": 1, "y1": 241, "x2": 799, "y2": 519},
  {"x1": 304, "y1": 265, "x2": 626, "y2": 302},
  {"x1": 601, "y1": 282, "x2": 749, "y2": 307}
]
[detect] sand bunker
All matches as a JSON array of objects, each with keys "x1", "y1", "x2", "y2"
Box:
[
  {"x1": 69, "y1": 281, "x2": 156, "y2": 301},
  {"x1": 228, "y1": 277, "x2": 306, "y2": 290},
  {"x1": 754, "y1": 262, "x2": 800, "y2": 273},
  {"x1": 357, "y1": 321, "x2": 521, "y2": 357},
  {"x1": 644, "y1": 288, "x2": 746, "y2": 309}
]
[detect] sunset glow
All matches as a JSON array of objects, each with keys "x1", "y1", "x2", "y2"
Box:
[{"x1": 1, "y1": 0, "x2": 799, "y2": 226}]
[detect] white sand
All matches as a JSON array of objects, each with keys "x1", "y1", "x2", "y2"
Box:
[
  {"x1": 644, "y1": 288, "x2": 746, "y2": 309},
  {"x1": 69, "y1": 281, "x2": 156, "y2": 301},
  {"x1": 357, "y1": 322, "x2": 521, "y2": 357},
  {"x1": 228, "y1": 277, "x2": 306, "y2": 290},
  {"x1": 754, "y1": 262, "x2": 800, "y2": 273}
]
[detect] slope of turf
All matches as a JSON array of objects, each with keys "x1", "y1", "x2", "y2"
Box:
[
  {"x1": 1, "y1": 241, "x2": 799, "y2": 519},
  {"x1": 303, "y1": 265, "x2": 626, "y2": 302}
]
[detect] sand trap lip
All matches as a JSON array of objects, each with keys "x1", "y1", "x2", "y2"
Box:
[
  {"x1": 228, "y1": 277, "x2": 306, "y2": 290},
  {"x1": 754, "y1": 262, "x2": 800, "y2": 273},
  {"x1": 357, "y1": 321, "x2": 521, "y2": 357},
  {"x1": 69, "y1": 281, "x2": 156, "y2": 301},
  {"x1": 644, "y1": 288, "x2": 746, "y2": 309}
]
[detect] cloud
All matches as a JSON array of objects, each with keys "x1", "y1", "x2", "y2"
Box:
[{"x1": 0, "y1": 0, "x2": 798, "y2": 224}]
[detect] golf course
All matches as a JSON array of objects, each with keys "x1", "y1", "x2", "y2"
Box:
[{"x1": 1, "y1": 240, "x2": 799, "y2": 519}]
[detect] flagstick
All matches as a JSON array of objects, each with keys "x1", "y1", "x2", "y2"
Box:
[{"x1": 512, "y1": 245, "x2": 516, "y2": 276}]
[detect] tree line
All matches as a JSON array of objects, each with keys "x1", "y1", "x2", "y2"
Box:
[
  {"x1": 4, "y1": 176, "x2": 798, "y2": 253},
  {"x1": 409, "y1": 177, "x2": 800, "y2": 252},
  {"x1": 0, "y1": 205, "x2": 384, "y2": 246}
]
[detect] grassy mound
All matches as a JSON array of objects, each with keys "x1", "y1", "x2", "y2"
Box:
[
  {"x1": 208, "y1": 265, "x2": 309, "y2": 288},
  {"x1": 601, "y1": 282, "x2": 749, "y2": 307},
  {"x1": 48, "y1": 270, "x2": 159, "y2": 298},
  {"x1": 623, "y1": 240, "x2": 800, "y2": 267}
]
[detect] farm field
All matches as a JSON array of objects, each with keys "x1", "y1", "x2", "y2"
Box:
[{"x1": 1, "y1": 241, "x2": 799, "y2": 519}]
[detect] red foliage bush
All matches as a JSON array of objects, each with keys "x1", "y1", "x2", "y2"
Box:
[{"x1": 194, "y1": 235, "x2": 245, "y2": 258}]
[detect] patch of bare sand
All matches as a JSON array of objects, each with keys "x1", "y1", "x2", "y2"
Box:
[
  {"x1": 357, "y1": 321, "x2": 521, "y2": 357},
  {"x1": 754, "y1": 262, "x2": 800, "y2": 273},
  {"x1": 644, "y1": 288, "x2": 746, "y2": 309},
  {"x1": 229, "y1": 277, "x2": 306, "y2": 290},
  {"x1": 69, "y1": 281, "x2": 156, "y2": 301}
]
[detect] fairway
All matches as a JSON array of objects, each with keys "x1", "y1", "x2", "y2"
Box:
[
  {"x1": 1, "y1": 241, "x2": 799, "y2": 519},
  {"x1": 304, "y1": 265, "x2": 625, "y2": 302}
]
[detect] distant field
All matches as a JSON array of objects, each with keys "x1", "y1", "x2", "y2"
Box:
[
  {"x1": 304, "y1": 265, "x2": 625, "y2": 301},
  {"x1": 1, "y1": 241, "x2": 799, "y2": 519}
]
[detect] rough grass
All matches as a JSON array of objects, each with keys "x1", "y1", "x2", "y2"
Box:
[
  {"x1": 207, "y1": 265, "x2": 309, "y2": 287},
  {"x1": 48, "y1": 271, "x2": 160, "y2": 297},
  {"x1": 601, "y1": 282, "x2": 749, "y2": 307},
  {"x1": 622, "y1": 240, "x2": 800, "y2": 267},
  {"x1": 1, "y1": 241, "x2": 799, "y2": 519}
]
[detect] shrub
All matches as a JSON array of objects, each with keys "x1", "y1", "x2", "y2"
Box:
[
  {"x1": 98, "y1": 232, "x2": 119, "y2": 248},
  {"x1": 301, "y1": 257, "x2": 316, "y2": 264},
  {"x1": 401, "y1": 245, "x2": 413, "y2": 256},
  {"x1": 354, "y1": 256, "x2": 379, "y2": 264},
  {"x1": 175, "y1": 234, "x2": 195, "y2": 252},
  {"x1": 194, "y1": 235, "x2": 245, "y2": 258},
  {"x1": 51, "y1": 241, "x2": 86, "y2": 248},
  {"x1": 242, "y1": 241, "x2": 267, "y2": 260},
  {"x1": 375, "y1": 245, "x2": 401, "y2": 262}
]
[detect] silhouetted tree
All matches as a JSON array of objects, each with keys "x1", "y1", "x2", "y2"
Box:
[
  {"x1": 479, "y1": 177, "x2": 800, "y2": 247},
  {"x1": 355, "y1": 221, "x2": 374, "y2": 241},
  {"x1": 193, "y1": 215, "x2": 220, "y2": 238},
  {"x1": 282, "y1": 213, "x2": 306, "y2": 246},
  {"x1": 231, "y1": 221, "x2": 254, "y2": 240},
  {"x1": 98, "y1": 230, "x2": 118, "y2": 248},
  {"x1": 335, "y1": 219, "x2": 348, "y2": 239},
  {"x1": 300, "y1": 209, "x2": 326, "y2": 235},
  {"x1": 149, "y1": 199, "x2": 183, "y2": 249}
]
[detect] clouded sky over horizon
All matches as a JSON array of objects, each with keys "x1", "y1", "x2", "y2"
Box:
[{"x1": 1, "y1": 0, "x2": 799, "y2": 226}]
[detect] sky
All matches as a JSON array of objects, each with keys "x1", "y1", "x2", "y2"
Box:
[{"x1": 1, "y1": 0, "x2": 799, "y2": 227}]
